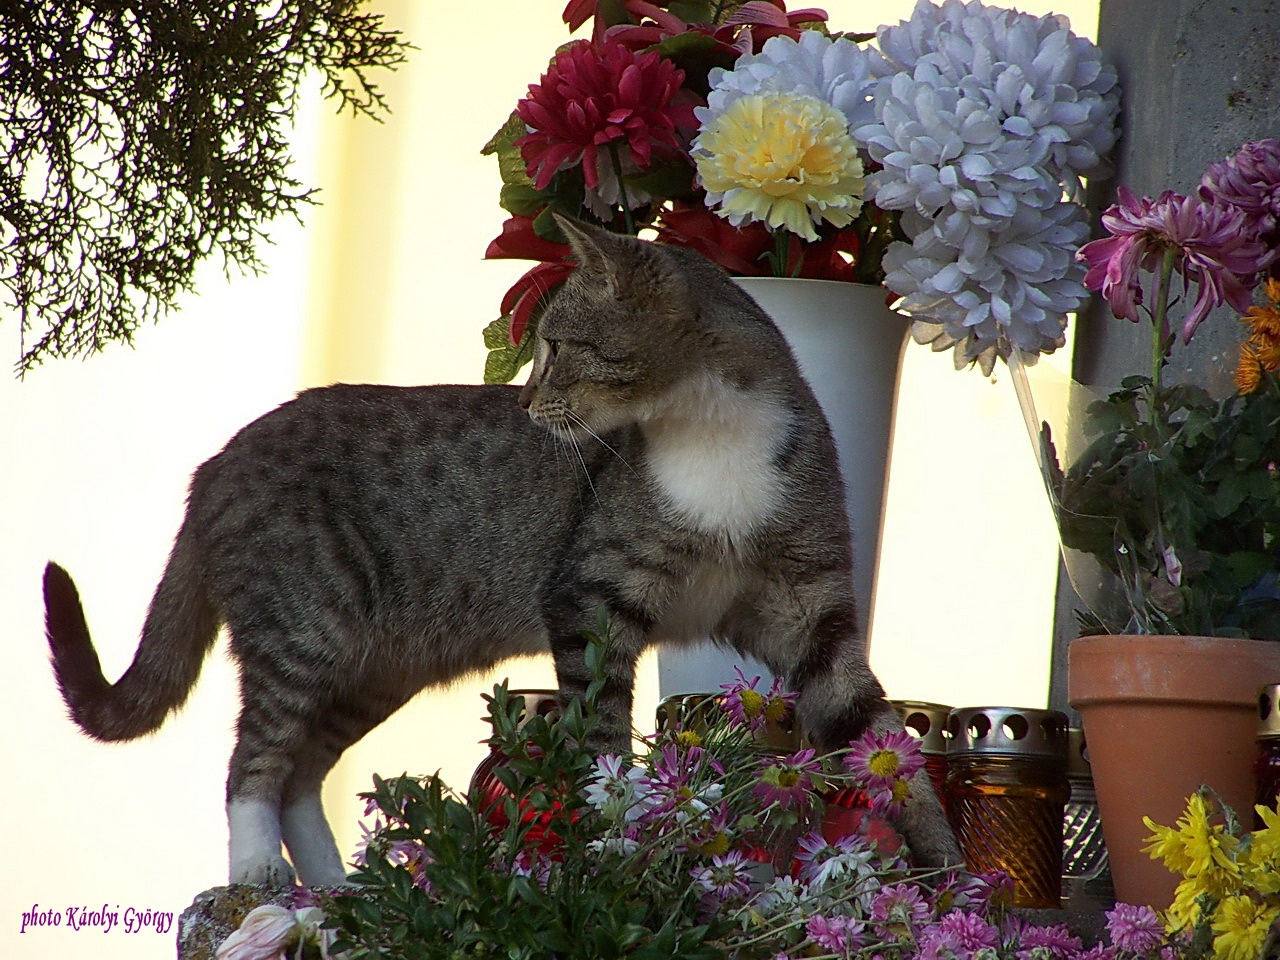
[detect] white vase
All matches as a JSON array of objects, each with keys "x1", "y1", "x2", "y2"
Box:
[{"x1": 656, "y1": 278, "x2": 909, "y2": 696}]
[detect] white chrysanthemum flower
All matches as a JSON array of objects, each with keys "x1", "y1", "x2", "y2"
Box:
[
  {"x1": 702, "y1": 30, "x2": 878, "y2": 131},
  {"x1": 693, "y1": 91, "x2": 865, "y2": 242}
]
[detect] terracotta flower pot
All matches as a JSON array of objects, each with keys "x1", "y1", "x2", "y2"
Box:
[{"x1": 1068, "y1": 634, "x2": 1280, "y2": 908}]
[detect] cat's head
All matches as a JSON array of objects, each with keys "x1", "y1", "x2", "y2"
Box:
[{"x1": 517, "y1": 217, "x2": 780, "y2": 439}]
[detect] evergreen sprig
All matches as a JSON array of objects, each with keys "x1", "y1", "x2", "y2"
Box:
[{"x1": 1, "y1": 0, "x2": 410, "y2": 374}]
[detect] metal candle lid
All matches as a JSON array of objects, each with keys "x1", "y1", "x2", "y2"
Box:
[
  {"x1": 1259, "y1": 684, "x2": 1280, "y2": 739},
  {"x1": 1066, "y1": 727, "x2": 1092, "y2": 780},
  {"x1": 893, "y1": 700, "x2": 953, "y2": 756},
  {"x1": 947, "y1": 706, "x2": 1069, "y2": 759}
]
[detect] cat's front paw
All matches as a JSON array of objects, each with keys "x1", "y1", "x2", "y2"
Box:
[{"x1": 230, "y1": 854, "x2": 297, "y2": 887}]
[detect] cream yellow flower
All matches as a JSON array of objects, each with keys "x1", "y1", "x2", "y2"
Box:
[
  {"x1": 1211, "y1": 894, "x2": 1280, "y2": 960},
  {"x1": 693, "y1": 92, "x2": 865, "y2": 242}
]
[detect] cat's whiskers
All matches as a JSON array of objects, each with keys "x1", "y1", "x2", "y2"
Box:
[
  {"x1": 558, "y1": 431, "x2": 601, "y2": 508},
  {"x1": 564, "y1": 411, "x2": 640, "y2": 479}
]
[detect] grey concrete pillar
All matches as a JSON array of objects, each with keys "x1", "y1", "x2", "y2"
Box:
[{"x1": 1049, "y1": 0, "x2": 1280, "y2": 710}]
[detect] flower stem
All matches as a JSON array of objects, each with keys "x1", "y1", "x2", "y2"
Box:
[
  {"x1": 607, "y1": 143, "x2": 636, "y2": 236},
  {"x1": 1150, "y1": 246, "x2": 1178, "y2": 393}
]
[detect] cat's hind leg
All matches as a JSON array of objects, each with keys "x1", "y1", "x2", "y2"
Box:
[{"x1": 278, "y1": 688, "x2": 417, "y2": 886}]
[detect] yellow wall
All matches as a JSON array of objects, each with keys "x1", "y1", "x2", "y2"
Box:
[{"x1": 1, "y1": 2, "x2": 1097, "y2": 957}]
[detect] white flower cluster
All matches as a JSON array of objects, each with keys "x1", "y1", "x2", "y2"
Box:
[{"x1": 856, "y1": 0, "x2": 1120, "y2": 370}]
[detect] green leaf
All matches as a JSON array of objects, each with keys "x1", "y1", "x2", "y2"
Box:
[{"x1": 482, "y1": 316, "x2": 535, "y2": 384}]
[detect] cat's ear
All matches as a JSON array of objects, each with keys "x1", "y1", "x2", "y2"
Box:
[{"x1": 552, "y1": 214, "x2": 633, "y2": 298}]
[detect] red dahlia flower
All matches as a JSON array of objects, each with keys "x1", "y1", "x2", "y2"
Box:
[{"x1": 515, "y1": 40, "x2": 697, "y2": 195}]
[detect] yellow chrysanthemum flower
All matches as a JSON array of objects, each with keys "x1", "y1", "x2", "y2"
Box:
[
  {"x1": 1144, "y1": 792, "x2": 1240, "y2": 885},
  {"x1": 695, "y1": 92, "x2": 865, "y2": 242},
  {"x1": 1165, "y1": 878, "x2": 1205, "y2": 933},
  {"x1": 1241, "y1": 804, "x2": 1280, "y2": 896},
  {"x1": 1211, "y1": 895, "x2": 1280, "y2": 960}
]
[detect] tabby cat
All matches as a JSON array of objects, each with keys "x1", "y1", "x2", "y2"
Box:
[{"x1": 44, "y1": 217, "x2": 960, "y2": 886}]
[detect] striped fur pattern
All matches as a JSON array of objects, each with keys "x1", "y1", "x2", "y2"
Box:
[{"x1": 44, "y1": 219, "x2": 959, "y2": 886}]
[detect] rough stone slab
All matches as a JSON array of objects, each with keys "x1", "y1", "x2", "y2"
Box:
[{"x1": 177, "y1": 885, "x2": 314, "y2": 960}]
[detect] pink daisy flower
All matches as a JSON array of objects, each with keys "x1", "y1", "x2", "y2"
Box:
[
  {"x1": 753, "y1": 748, "x2": 822, "y2": 810},
  {"x1": 869, "y1": 882, "x2": 932, "y2": 941},
  {"x1": 719, "y1": 667, "x2": 799, "y2": 733}
]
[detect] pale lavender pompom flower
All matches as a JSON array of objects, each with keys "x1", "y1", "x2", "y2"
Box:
[
  {"x1": 700, "y1": 29, "x2": 878, "y2": 132},
  {"x1": 868, "y1": 0, "x2": 1119, "y2": 187},
  {"x1": 854, "y1": 0, "x2": 1119, "y2": 368}
]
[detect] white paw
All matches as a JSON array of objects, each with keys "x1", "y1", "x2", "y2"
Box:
[{"x1": 230, "y1": 854, "x2": 296, "y2": 887}]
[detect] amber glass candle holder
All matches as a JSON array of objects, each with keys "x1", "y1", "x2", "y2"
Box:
[{"x1": 944, "y1": 705, "x2": 1070, "y2": 909}]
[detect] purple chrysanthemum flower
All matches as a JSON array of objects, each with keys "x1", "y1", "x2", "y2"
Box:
[
  {"x1": 1200, "y1": 138, "x2": 1280, "y2": 248},
  {"x1": 806, "y1": 913, "x2": 867, "y2": 954},
  {"x1": 793, "y1": 831, "x2": 877, "y2": 888},
  {"x1": 1076, "y1": 186, "x2": 1270, "y2": 342},
  {"x1": 754, "y1": 748, "x2": 822, "y2": 810},
  {"x1": 1104, "y1": 902, "x2": 1165, "y2": 954}
]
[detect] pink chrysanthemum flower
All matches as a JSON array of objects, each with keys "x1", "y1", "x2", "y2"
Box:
[
  {"x1": 1201, "y1": 138, "x2": 1280, "y2": 246},
  {"x1": 753, "y1": 748, "x2": 821, "y2": 810},
  {"x1": 516, "y1": 40, "x2": 696, "y2": 195},
  {"x1": 916, "y1": 909, "x2": 1001, "y2": 960},
  {"x1": 1013, "y1": 919, "x2": 1083, "y2": 959},
  {"x1": 1076, "y1": 186, "x2": 1270, "y2": 343},
  {"x1": 1104, "y1": 902, "x2": 1165, "y2": 954},
  {"x1": 806, "y1": 913, "x2": 866, "y2": 954}
]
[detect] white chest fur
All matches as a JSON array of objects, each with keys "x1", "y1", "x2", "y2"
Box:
[{"x1": 642, "y1": 376, "x2": 791, "y2": 546}]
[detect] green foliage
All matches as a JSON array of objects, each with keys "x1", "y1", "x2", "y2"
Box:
[
  {"x1": 1045, "y1": 375, "x2": 1280, "y2": 639},
  {"x1": 322, "y1": 620, "x2": 888, "y2": 959},
  {"x1": 1, "y1": 1, "x2": 409, "y2": 374}
]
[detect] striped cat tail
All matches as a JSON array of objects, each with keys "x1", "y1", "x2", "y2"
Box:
[{"x1": 44, "y1": 534, "x2": 219, "y2": 741}]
